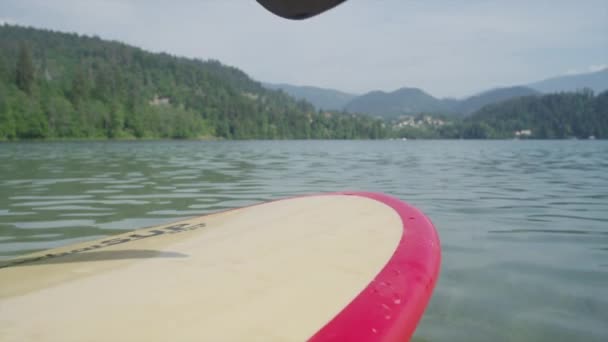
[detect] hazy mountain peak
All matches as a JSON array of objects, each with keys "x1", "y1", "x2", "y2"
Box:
[
  {"x1": 455, "y1": 86, "x2": 540, "y2": 115},
  {"x1": 529, "y1": 68, "x2": 608, "y2": 94},
  {"x1": 262, "y1": 82, "x2": 356, "y2": 111},
  {"x1": 344, "y1": 87, "x2": 443, "y2": 117}
]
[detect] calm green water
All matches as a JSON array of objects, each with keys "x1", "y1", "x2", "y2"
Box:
[{"x1": 1, "y1": 140, "x2": 607, "y2": 341}]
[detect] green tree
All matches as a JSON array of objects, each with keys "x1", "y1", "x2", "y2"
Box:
[
  {"x1": 45, "y1": 96, "x2": 75, "y2": 137},
  {"x1": 107, "y1": 105, "x2": 126, "y2": 138},
  {"x1": 15, "y1": 43, "x2": 35, "y2": 94},
  {"x1": 0, "y1": 83, "x2": 17, "y2": 140},
  {"x1": 69, "y1": 66, "x2": 91, "y2": 106},
  {"x1": 13, "y1": 92, "x2": 48, "y2": 138},
  {"x1": 0, "y1": 52, "x2": 8, "y2": 83}
]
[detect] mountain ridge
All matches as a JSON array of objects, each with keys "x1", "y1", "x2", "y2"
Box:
[
  {"x1": 263, "y1": 82, "x2": 356, "y2": 111},
  {"x1": 528, "y1": 68, "x2": 608, "y2": 94},
  {"x1": 264, "y1": 68, "x2": 607, "y2": 118},
  {"x1": 344, "y1": 87, "x2": 447, "y2": 117}
]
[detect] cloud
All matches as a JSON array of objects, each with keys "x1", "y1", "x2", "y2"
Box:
[
  {"x1": 564, "y1": 64, "x2": 607, "y2": 75},
  {"x1": 588, "y1": 64, "x2": 607, "y2": 72},
  {"x1": 0, "y1": 17, "x2": 17, "y2": 25}
]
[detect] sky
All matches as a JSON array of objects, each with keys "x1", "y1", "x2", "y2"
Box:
[{"x1": 1, "y1": 0, "x2": 607, "y2": 98}]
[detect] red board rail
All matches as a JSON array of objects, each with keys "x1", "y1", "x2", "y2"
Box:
[{"x1": 309, "y1": 192, "x2": 441, "y2": 342}]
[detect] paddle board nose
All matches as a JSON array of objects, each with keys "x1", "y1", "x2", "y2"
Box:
[
  {"x1": 0, "y1": 192, "x2": 440, "y2": 342},
  {"x1": 256, "y1": 0, "x2": 346, "y2": 19}
]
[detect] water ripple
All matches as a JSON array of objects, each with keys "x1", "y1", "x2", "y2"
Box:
[{"x1": 0, "y1": 140, "x2": 607, "y2": 341}]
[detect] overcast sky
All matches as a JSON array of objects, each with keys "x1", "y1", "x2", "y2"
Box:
[{"x1": 1, "y1": 0, "x2": 606, "y2": 98}]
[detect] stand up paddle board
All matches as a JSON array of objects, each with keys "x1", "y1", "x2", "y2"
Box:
[{"x1": 0, "y1": 192, "x2": 440, "y2": 341}]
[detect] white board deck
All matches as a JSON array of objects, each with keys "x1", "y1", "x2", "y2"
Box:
[{"x1": 0, "y1": 192, "x2": 440, "y2": 342}]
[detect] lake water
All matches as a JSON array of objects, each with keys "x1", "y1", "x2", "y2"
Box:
[{"x1": 0, "y1": 140, "x2": 607, "y2": 341}]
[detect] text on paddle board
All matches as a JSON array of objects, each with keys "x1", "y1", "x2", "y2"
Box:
[{"x1": 0, "y1": 222, "x2": 206, "y2": 269}]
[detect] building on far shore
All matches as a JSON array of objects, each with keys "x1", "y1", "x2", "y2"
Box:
[{"x1": 514, "y1": 129, "x2": 532, "y2": 137}]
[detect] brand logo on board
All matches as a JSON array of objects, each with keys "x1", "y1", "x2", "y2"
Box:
[{"x1": 0, "y1": 222, "x2": 206, "y2": 269}]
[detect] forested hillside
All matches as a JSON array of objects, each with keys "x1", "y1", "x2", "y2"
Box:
[
  {"x1": 0, "y1": 25, "x2": 385, "y2": 140},
  {"x1": 458, "y1": 90, "x2": 608, "y2": 139},
  {"x1": 453, "y1": 87, "x2": 540, "y2": 116},
  {"x1": 387, "y1": 90, "x2": 607, "y2": 139}
]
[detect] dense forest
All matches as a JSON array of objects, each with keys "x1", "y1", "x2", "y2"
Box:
[
  {"x1": 389, "y1": 90, "x2": 607, "y2": 139},
  {"x1": 460, "y1": 90, "x2": 608, "y2": 139},
  {"x1": 0, "y1": 25, "x2": 386, "y2": 140}
]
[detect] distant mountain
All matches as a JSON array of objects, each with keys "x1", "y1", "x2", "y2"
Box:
[
  {"x1": 454, "y1": 86, "x2": 540, "y2": 115},
  {"x1": 263, "y1": 83, "x2": 356, "y2": 111},
  {"x1": 340, "y1": 86, "x2": 539, "y2": 118},
  {"x1": 264, "y1": 69, "x2": 607, "y2": 119},
  {"x1": 344, "y1": 87, "x2": 448, "y2": 118},
  {"x1": 529, "y1": 68, "x2": 608, "y2": 94}
]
